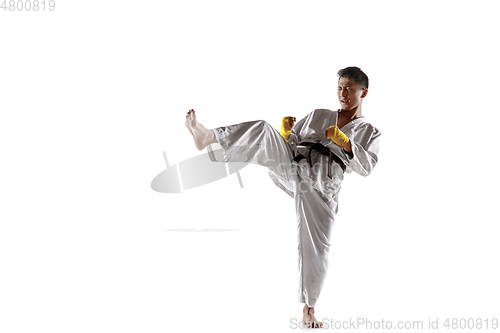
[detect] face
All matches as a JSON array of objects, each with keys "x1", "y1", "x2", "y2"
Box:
[{"x1": 337, "y1": 77, "x2": 368, "y2": 111}]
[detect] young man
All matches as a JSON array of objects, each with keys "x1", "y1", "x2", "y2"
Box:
[{"x1": 185, "y1": 67, "x2": 381, "y2": 328}]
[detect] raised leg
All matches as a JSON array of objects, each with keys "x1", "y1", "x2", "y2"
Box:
[{"x1": 208, "y1": 118, "x2": 296, "y2": 186}]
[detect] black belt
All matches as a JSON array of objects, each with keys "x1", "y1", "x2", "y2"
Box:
[{"x1": 292, "y1": 142, "x2": 346, "y2": 178}]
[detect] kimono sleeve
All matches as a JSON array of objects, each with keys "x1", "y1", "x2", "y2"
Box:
[{"x1": 341, "y1": 125, "x2": 381, "y2": 176}]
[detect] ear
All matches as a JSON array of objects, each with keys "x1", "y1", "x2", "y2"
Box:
[{"x1": 361, "y1": 88, "x2": 368, "y2": 98}]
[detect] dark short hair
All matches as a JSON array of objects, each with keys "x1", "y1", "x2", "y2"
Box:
[{"x1": 337, "y1": 67, "x2": 369, "y2": 89}]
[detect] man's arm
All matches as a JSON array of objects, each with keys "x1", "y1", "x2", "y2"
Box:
[
  {"x1": 326, "y1": 125, "x2": 381, "y2": 176},
  {"x1": 341, "y1": 129, "x2": 381, "y2": 176},
  {"x1": 281, "y1": 115, "x2": 307, "y2": 145},
  {"x1": 343, "y1": 141, "x2": 353, "y2": 154}
]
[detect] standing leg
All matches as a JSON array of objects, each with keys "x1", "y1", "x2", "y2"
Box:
[{"x1": 295, "y1": 176, "x2": 338, "y2": 327}]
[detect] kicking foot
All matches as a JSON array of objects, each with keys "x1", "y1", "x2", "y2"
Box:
[
  {"x1": 185, "y1": 109, "x2": 217, "y2": 150},
  {"x1": 302, "y1": 304, "x2": 323, "y2": 329}
]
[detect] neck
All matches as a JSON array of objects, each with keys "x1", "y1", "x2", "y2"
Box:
[{"x1": 339, "y1": 105, "x2": 363, "y2": 119}]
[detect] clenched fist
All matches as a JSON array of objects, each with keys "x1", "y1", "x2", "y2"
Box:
[
  {"x1": 280, "y1": 116, "x2": 296, "y2": 141},
  {"x1": 325, "y1": 126, "x2": 350, "y2": 148}
]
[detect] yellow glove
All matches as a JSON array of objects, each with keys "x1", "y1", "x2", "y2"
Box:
[
  {"x1": 280, "y1": 116, "x2": 296, "y2": 141},
  {"x1": 325, "y1": 126, "x2": 350, "y2": 148}
]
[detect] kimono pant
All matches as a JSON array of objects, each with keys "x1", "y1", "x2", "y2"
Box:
[{"x1": 208, "y1": 120, "x2": 337, "y2": 307}]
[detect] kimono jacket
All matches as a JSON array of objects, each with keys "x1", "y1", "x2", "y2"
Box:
[{"x1": 268, "y1": 108, "x2": 381, "y2": 203}]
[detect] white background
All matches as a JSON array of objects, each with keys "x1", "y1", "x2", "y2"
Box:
[{"x1": 1, "y1": 0, "x2": 499, "y2": 332}]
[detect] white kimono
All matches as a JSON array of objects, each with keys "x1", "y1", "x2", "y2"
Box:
[
  {"x1": 207, "y1": 108, "x2": 381, "y2": 307},
  {"x1": 269, "y1": 108, "x2": 381, "y2": 203}
]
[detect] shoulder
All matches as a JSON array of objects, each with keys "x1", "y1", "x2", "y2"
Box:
[
  {"x1": 363, "y1": 121, "x2": 381, "y2": 135},
  {"x1": 300, "y1": 108, "x2": 337, "y2": 119},
  {"x1": 352, "y1": 119, "x2": 381, "y2": 140},
  {"x1": 305, "y1": 108, "x2": 338, "y2": 121},
  {"x1": 314, "y1": 108, "x2": 337, "y2": 115}
]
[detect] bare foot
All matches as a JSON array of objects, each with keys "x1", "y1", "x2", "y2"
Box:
[
  {"x1": 185, "y1": 109, "x2": 217, "y2": 150},
  {"x1": 302, "y1": 304, "x2": 323, "y2": 329}
]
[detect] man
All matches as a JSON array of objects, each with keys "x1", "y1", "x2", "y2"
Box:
[{"x1": 185, "y1": 67, "x2": 381, "y2": 328}]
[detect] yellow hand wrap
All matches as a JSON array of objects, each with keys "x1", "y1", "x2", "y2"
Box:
[
  {"x1": 326, "y1": 125, "x2": 350, "y2": 148},
  {"x1": 280, "y1": 116, "x2": 294, "y2": 141}
]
